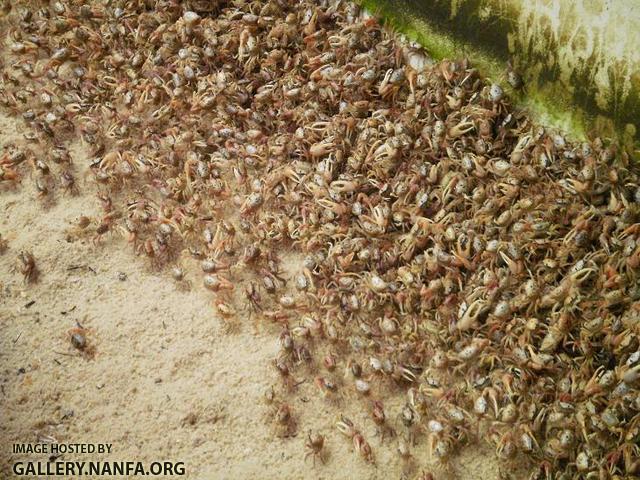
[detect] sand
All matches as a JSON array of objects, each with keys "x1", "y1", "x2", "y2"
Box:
[{"x1": 0, "y1": 99, "x2": 513, "y2": 478}]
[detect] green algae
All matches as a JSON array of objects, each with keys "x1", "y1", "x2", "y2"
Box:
[{"x1": 357, "y1": 0, "x2": 640, "y2": 162}]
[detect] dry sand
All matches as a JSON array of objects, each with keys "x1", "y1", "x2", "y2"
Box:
[{"x1": 0, "y1": 108, "x2": 513, "y2": 480}]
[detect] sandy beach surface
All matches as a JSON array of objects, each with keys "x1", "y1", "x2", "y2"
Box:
[{"x1": 0, "y1": 109, "x2": 511, "y2": 479}]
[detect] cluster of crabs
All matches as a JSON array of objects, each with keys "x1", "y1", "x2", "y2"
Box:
[{"x1": 1, "y1": 0, "x2": 639, "y2": 478}]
